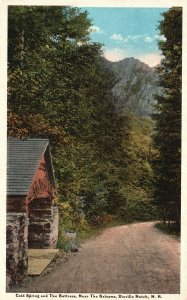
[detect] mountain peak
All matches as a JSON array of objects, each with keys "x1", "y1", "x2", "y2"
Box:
[
  {"x1": 116, "y1": 57, "x2": 153, "y2": 71},
  {"x1": 105, "y1": 57, "x2": 153, "y2": 70},
  {"x1": 105, "y1": 57, "x2": 162, "y2": 117}
]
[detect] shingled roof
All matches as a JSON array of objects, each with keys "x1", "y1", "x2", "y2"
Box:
[{"x1": 7, "y1": 139, "x2": 56, "y2": 196}]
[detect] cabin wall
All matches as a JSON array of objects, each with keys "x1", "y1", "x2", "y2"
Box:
[
  {"x1": 7, "y1": 196, "x2": 27, "y2": 213},
  {"x1": 28, "y1": 196, "x2": 59, "y2": 248}
]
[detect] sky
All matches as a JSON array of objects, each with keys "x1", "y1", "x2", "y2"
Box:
[{"x1": 80, "y1": 7, "x2": 169, "y2": 67}]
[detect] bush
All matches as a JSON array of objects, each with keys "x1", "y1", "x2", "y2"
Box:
[
  {"x1": 155, "y1": 221, "x2": 180, "y2": 237},
  {"x1": 57, "y1": 200, "x2": 89, "y2": 250},
  {"x1": 117, "y1": 187, "x2": 158, "y2": 223}
]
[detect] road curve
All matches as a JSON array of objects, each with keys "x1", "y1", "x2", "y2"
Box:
[{"x1": 12, "y1": 222, "x2": 180, "y2": 294}]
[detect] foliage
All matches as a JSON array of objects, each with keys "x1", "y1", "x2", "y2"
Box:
[
  {"x1": 153, "y1": 8, "x2": 182, "y2": 228},
  {"x1": 117, "y1": 187, "x2": 158, "y2": 223},
  {"x1": 155, "y1": 222, "x2": 180, "y2": 237},
  {"x1": 57, "y1": 200, "x2": 88, "y2": 250},
  {"x1": 114, "y1": 115, "x2": 158, "y2": 222},
  {"x1": 57, "y1": 199, "x2": 116, "y2": 251},
  {"x1": 8, "y1": 6, "x2": 92, "y2": 147}
]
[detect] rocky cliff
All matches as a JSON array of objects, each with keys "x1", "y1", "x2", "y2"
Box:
[{"x1": 105, "y1": 57, "x2": 162, "y2": 117}]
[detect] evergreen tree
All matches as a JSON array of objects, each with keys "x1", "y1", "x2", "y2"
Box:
[
  {"x1": 153, "y1": 7, "x2": 182, "y2": 228},
  {"x1": 8, "y1": 6, "x2": 91, "y2": 145}
]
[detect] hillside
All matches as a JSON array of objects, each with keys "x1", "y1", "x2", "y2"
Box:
[{"x1": 105, "y1": 57, "x2": 162, "y2": 117}]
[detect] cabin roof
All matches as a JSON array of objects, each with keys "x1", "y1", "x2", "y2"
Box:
[{"x1": 7, "y1": 138, "x2": 56, "y2": 196}]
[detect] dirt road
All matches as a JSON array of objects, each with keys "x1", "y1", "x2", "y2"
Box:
[{"x1": 12, "y1": 222, "x2": 180, "y2": 294}]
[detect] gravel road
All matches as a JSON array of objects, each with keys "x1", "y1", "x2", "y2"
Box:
[{"x1": 12, "y1": 222, "x2": 180, "y2": 294}]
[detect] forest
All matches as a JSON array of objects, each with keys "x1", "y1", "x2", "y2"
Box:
[{"x1": 8, "y1": 6, "x2": 182, "y2": 246}]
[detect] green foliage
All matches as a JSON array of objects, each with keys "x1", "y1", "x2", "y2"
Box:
[
  {"x1": 117, "y1": 187, "x2": 158, "y2": 223},
  {"x1": 122, "y1": 115, "x2": 156, "y2": 194},
  {"x1": 57, "y1": 200, "x2": 116, "y2": 250},
  {"x1": 153, "y1": 8, "x2": 182, "y2": 227},
  {"x1": 8, "y1": 6, "x2": 92, "y2": 147},
  {"x1": 112, "y1": 114, "x2": 158, "y2": 223},
  {"x1": 155, "y1": 222, "x2": 180, "y2": 237}
]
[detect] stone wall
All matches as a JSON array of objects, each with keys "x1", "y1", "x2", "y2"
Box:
[
  {"x1": 28, "y1": 197, "x2": 59, "y2": 248},
  {"x1": 6, "y1": 213, "x2": 29, "y2": 288}
]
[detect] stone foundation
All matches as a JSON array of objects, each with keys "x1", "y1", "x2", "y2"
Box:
[
  {"x1": 6, "y1": 213, "x2": 29, "y2": 288},
  {"x1": 28, "y1": 197, "x2": 59, "y2": 248}
]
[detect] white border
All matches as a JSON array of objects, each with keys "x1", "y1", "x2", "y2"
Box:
[{"x1": 0, "y1": 1, "x2": 186, "y2": 299}]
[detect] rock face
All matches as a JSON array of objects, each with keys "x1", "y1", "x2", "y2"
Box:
[
  {"x1": 105, "y1": 57, "x2": 162, "y2": 117},
  {"x1": 6, "y1": 213, "x2": 29, "y2": 288}
]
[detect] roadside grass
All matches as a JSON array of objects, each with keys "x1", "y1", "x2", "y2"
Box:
[
  {"x1": 57, "y1": 215, "x2": 126, "y2": 251},
  {"x1": 57, "y1": 214, "x2": 160, "y2": 252},
  {"x1": 77, "y1": 217, "x2": 126, "y2": 243},
  {"x1": 155, "y1": 221, "x2": 180, "y2": 239}
]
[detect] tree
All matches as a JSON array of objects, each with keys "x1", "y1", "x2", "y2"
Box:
[
  {"x1": 153, "y1": 7, "x2": 182, "y2": 228},
  {"x1": 8, "y1": 6, "x2": 91, "y2": 145},
  {"x1": 114, "y1": 114, "x2": 157, "y2": 222}
]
